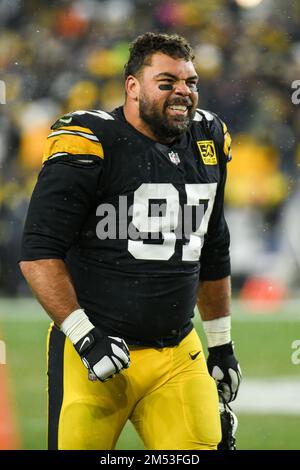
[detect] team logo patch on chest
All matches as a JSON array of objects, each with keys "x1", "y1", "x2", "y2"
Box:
[
  {"x1": 168, "y1": 151, "x2": 180, "y2": 165},
  {"x1": 197, "y1": 140, "x2": 217, "y2": 165}
]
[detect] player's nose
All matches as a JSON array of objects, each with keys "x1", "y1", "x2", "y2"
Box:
[{"x1": 173, "y1": 80, "x2": 192, "y2": 96}]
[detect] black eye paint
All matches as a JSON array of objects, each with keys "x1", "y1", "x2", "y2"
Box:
[{"x1": 158, "y1": 84, "x2": 173, "y2": 91}]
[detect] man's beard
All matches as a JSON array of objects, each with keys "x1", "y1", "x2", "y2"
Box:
[{"x1": 139, "y1": 94, "x2": 196, "y2": 143}]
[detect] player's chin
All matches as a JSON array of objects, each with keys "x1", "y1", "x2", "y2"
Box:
[{"x1": 168, "y1": 116, "x2": 191, "y2": 132}]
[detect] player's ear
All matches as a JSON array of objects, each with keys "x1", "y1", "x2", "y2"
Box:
[{"x1": 125, "y1": 75, "x2": 140, "y2": 101}]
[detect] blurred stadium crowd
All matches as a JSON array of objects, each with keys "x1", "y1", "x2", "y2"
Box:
[{"x1": 0, "y1": 0, "x2": 299, "y2": 296}]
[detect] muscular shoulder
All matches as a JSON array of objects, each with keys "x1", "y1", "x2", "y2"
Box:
[
  {"x1": 43, "y1": 109, "x2": 118, "y2": 165},
  {"x1": 192, "y1": 108, "x2": 232, "y2": 163}
]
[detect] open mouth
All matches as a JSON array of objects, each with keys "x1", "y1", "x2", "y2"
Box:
[{"x1": 167, "y1": 105, "x2": 189, "y2": 116}]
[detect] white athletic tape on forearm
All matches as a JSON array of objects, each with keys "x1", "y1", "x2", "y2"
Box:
[
  {"x1": 202, "y1": 316, "x2": 231, "y2": 347},
  {"x1": 60, "y1": 308, "x2": 94, "y2": 344}
]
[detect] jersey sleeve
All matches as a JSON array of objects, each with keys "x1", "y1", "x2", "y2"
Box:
[
  {"x1": 20, "y1": 115, "x2": 104, "y2": 261},
  {"x1": 199, "y1": 114, "x2": 232, "y2": 281},
  {"x1": 43, "y1": 113, "x2": 104, "y2": 163}
]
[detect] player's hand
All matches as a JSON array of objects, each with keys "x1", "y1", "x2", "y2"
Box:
[
  {"x1": 207, "y1": 342, "x2": 241, "y2": 403},
  {"x1": 74, "y1": 327, "x2": 130, "y2": 382}
]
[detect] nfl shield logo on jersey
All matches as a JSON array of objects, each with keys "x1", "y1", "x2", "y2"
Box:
[{"x1": 168, "y1": 151, "x2": 180, "y2": 165}]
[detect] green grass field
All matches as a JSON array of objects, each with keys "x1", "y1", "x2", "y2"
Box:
[{"x1": 0, "y1": 298, "x2": 299, "y2": 450}]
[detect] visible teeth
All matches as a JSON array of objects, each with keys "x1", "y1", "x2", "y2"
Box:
[{"x1": 169, "y1": 105, "x2": 187, "y2": 111}]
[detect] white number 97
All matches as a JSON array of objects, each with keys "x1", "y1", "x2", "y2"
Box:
[{"x1": 128, "y1": 183, "x2": 217, "y2": 261}]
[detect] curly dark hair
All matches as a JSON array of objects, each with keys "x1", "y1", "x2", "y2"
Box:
[{"x1": 124, "y1": 32, "x2": 195, "y2": 79}]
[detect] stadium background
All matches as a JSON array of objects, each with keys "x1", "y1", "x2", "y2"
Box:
[{"x1": 0, "y1": 0, "x2": 299, "y2": 450}]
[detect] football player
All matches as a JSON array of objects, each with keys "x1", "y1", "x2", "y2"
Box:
[{"x1": 19, "y1": 32, "x2": 241, "y2": 450}]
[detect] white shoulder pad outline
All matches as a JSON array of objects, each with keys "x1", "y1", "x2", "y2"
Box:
[
  {"x1": 72, "y1": 109, "x2": 115, "y2": 120},
  {"x1": 193, "y1": 108, "x2": 214, "y2": 122}
]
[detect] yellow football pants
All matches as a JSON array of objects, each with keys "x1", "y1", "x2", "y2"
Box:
[{"x1": 47, "y1": 325, "x2": 221, "y2": 450}]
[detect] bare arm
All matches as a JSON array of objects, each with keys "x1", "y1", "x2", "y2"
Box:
[
  {"x1": 19, "y1": 259, "x2": 80, "y2": 325},
  {"x1": 197, "y1": 276, "x2": 231, "y2": 321},
  {"x1": 19, "y1": 258, "x2": 131, "y2": 380}
]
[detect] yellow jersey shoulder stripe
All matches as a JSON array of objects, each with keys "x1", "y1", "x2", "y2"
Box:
[
  {"x1": 51, "y1": 125, "x2": 94, "y2": 134},
  {"x1": 43, "y1": 126, "x2": 104, "y2": 163}
]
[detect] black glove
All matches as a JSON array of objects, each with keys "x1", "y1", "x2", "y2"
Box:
[
  {"x1": 207, "y1": 341, "x2": 241, "y2": 403},
  {"x1": 74, "y1": 327, "x2": 130, "y2": 382}
]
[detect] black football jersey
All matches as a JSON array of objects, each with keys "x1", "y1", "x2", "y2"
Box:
[{"x1": 20, "y1": 106, "x2": 232, "y2": 347}]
